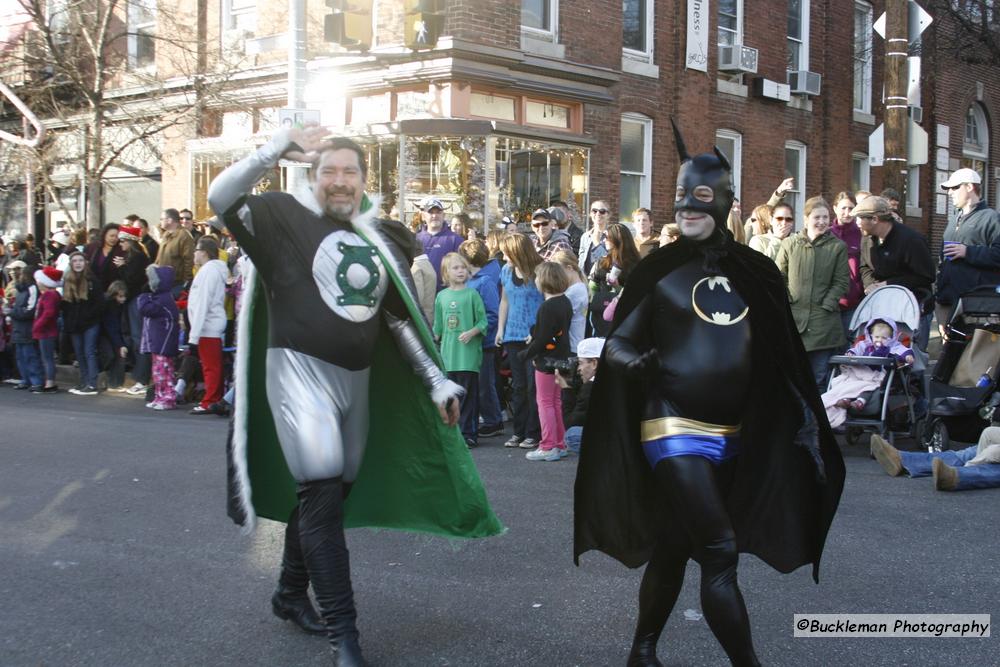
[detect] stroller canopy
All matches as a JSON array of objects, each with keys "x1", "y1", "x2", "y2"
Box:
[{"x1": 850, "y1": 285, "x2": 921, "y2": 334}]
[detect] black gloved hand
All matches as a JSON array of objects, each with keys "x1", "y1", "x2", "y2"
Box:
[{"x1": 625, "y1": 348, "x2": 659, "y2": 378}]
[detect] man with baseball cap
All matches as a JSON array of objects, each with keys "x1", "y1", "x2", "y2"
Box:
[
  {"x1": 854, "y1": 196, "x2": 935, "y2": 350},
  {"x1": 530, "y1": 208, "x2": 571, "y2": 260},
  {"x1": 415, "y1": 196, "x2": 463, "y2": 290},
  {"x1": 935, "y1": 167, "x2": 1000, "y2": 334}
]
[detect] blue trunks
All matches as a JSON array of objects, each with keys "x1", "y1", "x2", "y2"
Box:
[{"x1": 640, "y1": 416, "x2": 741, "y2": 467}]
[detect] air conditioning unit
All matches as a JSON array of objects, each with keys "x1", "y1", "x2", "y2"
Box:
[
  {"x1": 787, "y1": 70, "x2": 822, "y2": 96},
  {"x1": 993, "y1": 167, "x2": 1000, "y2": 180},
  {"x1": 718, "y1": 44, "x2": 758, "y2": 73}
]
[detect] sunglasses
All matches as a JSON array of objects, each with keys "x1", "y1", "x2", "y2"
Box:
[
  {"x1": 591, "y1": 208, "x2": 609, "y2": 214},
  {"x1": 180, "y1": 217, "x2": 193, "y2": 221},
  {"x1": 942, "y1": 185, "x2": 962, "y2": 191},
  {"x1": 531, "y1": 221, "x2": 550, "y2": 228},
  {"x1": 774, "y1": 216, "x2": 793, "y2": 221}
]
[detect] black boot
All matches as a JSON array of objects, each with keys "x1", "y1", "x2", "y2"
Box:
[
  {"x1": 627, "y1": 633, "x2": 664, "y2": 667},
  {"x1": 272, "y1": 506, "x2": 325, "y2": 635},
  {"x1": 297, "y1": 477, "x2": 367, "y2": 666}
]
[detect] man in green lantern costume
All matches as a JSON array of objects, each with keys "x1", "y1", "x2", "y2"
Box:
[{"x1": 209, "y1": 125, "x2": 502, "y2": 666}]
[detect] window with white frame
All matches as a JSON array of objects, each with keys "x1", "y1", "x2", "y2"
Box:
[
  {"x1": 718, "y1": 0, "x2": 742, "y2": 47},
  {"x1": 906, "y1": 166, "x2": 920, "y2": 210},
  {"x1": 623, "y1": 0, "x2": 654, "y2": 59},
  {"x1": 47, "y1": 0, "x2": 71, "y2": 45},
  {"x1": 784, "y1": 141, "x2": 807, "y2": 224},
  {"x1": 715, "y1": 129, "x2": 742, "y2": 201},
  {"x1": 851, "y1": 153, "x2": 870, "y2": 194},
  {"x1": 620, "y1": 114, "x2": 653, "y2": 220},
  {"x1": 787, "y1": 0, "x2": 809, "y2": 72},
  {"x1": 963, "y1": 103, "x2": 990, "y2": 203},
  {"x1": 128, "y1": 0, "x2": 156, "y2": 70},
  {"x1": 522, "y1": 0, "x2": 557, "y2": 36},
  {"x1": 224, "y1": 0, "x2": 257, "y2": 34},
  {"x1": 853, "y1": 2, "x2": 872, "y2": 114}
]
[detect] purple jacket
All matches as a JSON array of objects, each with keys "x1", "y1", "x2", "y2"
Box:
[
  {"x1": 137, "y1": 265, "x2": 180, "y2": 356},
  {"x1": 831, "y1": 219, "x2": 864, "y2": 310},
  {"x1": 416, "y1": 227, "x2": 464, "y2": 290}
]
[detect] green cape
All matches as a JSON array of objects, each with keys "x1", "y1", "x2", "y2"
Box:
[{"x1": 234, "y1": 203, "x2": 503, "y2": 539}]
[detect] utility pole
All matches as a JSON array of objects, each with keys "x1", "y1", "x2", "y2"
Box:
[
  {"x1": 884, "y1": 0, "x2": 909, "y2": 214},
  {"x1": 287, "y1": 0, "x2": 309, "y2": 192}
]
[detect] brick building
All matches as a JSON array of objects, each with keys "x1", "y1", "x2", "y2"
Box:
[{"x1": 1, "y1": 0, "x2": 997, "y2": 247}]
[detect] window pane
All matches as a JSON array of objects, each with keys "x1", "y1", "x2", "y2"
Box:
[
  {"x1": 623, "y1": 0, "x2": 646, "y2": 52},
  {"x1": 522, "y1": 0, "x2": 549, "y2": 30},
  {"x1": 719, "y1": 0, "x2": 737, "y2": 45},
  {"x1": 715, "y1": 136, "x2": 735, "y2": 167},
  {"x1": 787, "y1": 40, "x2": 800, "y2": 71},
  {"x1": 621, "y1": 120, "x2": 645, "y2": 173},
  {"x1": 788, "y1": 0, "x2": 801, "y2": 38},
  {"x1": 136, "y1": 29, "x2": 155, "y2": 66},
  {"x1": 784, "y1": 149, "x2": 799, "y2": 186},
  {"x1": 620, "y1": 174, "x2": 640, "y2": 220}
]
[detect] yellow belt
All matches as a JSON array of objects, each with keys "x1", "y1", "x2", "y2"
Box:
[{"x1": 640, "y1": 416, "x2": 741, "y2": 443}]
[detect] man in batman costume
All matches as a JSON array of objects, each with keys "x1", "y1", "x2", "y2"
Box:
[
  {"x1": 209, "y1": 126, "x2": 501, "y2": 666},
  {"x1": 574, "y1": 124, "x2": 845, "y2": 666}
]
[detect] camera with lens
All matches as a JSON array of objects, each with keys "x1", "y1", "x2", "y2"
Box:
[{"x1": 542, "y1": 356, "x2": 578, "y2": 377}]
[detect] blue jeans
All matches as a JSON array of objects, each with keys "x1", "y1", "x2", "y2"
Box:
[
  {"x1": 37, "y1": 336, "x2": 57, "y2": 383},
  {"x1": 900, "y1": 446, "x2": 1000, "y2": 491},
  {"x1": 807, "y1": 348, "x2": 836, "y2": 393},
  {"x1": 127, "y1": 297, "x2": 151, "y2": 384},
  {"x1": 478, "y1": 348, "x2": 503, "y2": 429},
  {"x1": 565, "y1": 425, "x2": 583, "y2": 454},
  {"x1": 71, "y1": 323, "x2": 100, "y2": 389},
  {"x1": 15, "y1": 342, "x2": 43, "y2": 387}
]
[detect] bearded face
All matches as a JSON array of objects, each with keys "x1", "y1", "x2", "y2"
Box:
[{"x1": 312, "y1": 148, "x2": 365, "y2": 221}]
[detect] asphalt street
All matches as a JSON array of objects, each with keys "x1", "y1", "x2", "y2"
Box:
[{"x1": 1, "y1": 388, "x2": 997, "y2": 666}]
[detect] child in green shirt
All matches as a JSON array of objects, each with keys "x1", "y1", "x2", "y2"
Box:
[{"x1": 434, "y1": 252, "x2": 488, "y2": 447}]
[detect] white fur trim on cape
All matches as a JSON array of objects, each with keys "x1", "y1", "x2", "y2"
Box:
[{"x1": 232, "y1": 260, "x2": 258, "y2": 533}]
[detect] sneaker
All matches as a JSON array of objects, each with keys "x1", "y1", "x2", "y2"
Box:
[
  {"x1": 76, "y1": 386, "x2": 98, "y2": 396},
  {"x1": 479, "y1": 424, "x2": 504, "y2": 438},
  {"x1": 125, "y1": 382, "x2": 147, "y2": 395},
  {"x1": 41, "y1": 385, "x2": 59, "y2": 394},
  {"x1": 189, "y1": 405, "x2": 211, "y2": 415},
  {"x1": 146, "y1": 401, "x2": 159, "y2": 408},
  {"x1": 3, "y1": 378, "x2": 22, "y2": 384},
  {"x1": 519, "y1": 438, "x2": 538, "y2": 449},
  {"x1": 503, "y1": 435, "x2": 522, "y2": 448},
  {"x1": 207, "y1": 401, "x2": 231, "y2": 417},
  {"x1": 152, "y1": 403, "x2": 175, "y2": 411},
  {"x1": 465, "y1": 437, "x2": 478, "y2": 449},
  {"x1": 67, "y1": 387, "x2": 81, "y2": 395},
  {"x1": 13, "y1": 384, "x2": 30, "y2": 391},
  {"x1": 526, "y1": 447, "x2": 566, "y2": 462}
]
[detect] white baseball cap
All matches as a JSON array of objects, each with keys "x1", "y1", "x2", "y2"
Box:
[
  {"x1": 941, "y1": 168, "x2": 982, "y2": 189},
  {"x1": 577, "y1": 337, "x2": 605, "y2": 359}
]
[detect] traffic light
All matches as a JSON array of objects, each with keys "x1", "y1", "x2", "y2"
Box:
[
  {"x1": 404, "y1": 0, "x2": 445, "y2": 50},
  {"x1": 324, "y1": 0, "x2": 373, "y2": 51}
]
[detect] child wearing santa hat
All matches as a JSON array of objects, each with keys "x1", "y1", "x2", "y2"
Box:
[{"x1": 32, "y1": 266, "x2": 63, "y2": 393}]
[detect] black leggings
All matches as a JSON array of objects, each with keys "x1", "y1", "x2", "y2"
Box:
[{"x1": 634, "y1": 455, "x2": 760, "y2": 666}]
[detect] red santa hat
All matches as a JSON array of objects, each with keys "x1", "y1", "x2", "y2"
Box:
[
  {"x1": 119, "y1": 225, "x2": 142, "y2": 242},
  {"x1": 34, "y1": 266, "x2": 64, "y2": 288}
]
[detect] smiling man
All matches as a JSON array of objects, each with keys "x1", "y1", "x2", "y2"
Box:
[
  {"x1": 208, "y1": 126, "x2": 501, "y2": 666},
  {"x1": 575, "y1": 123, "x2": 844, "y2": 667}
]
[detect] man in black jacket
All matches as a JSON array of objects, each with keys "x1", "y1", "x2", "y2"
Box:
[{"x1": 856, "y1": 196, "x2": 935, "y2": 350}]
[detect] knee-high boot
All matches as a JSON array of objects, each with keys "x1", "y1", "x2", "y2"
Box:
[
  {"x1": 272, "y1": 505, "x2": 326, "y2": 635},
  {"x1": 297, "y1": 477, "x2": 366, "y2": 667}
]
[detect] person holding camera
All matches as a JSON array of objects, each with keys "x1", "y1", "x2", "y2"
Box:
[
  {"x1": 554, "y1": 337, "x2": 604, "y2": 455},
  {"x1": 519, "y1": 262, "x2": 574, "y2": 462}
]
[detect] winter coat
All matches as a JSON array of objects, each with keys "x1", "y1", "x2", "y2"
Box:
[
  {"x1": 187, "y1": 259, "x2": 229, "y2": 344},
  {"x1": 776, "y1": 230, "x2": 850, "y2": 352},
  {"x1": 61, "y1": 278, "x2": 104, "y2": 334},
  {"x1": 156, "y1": 228, "x2": 195, "y2": 285},
  {"x1": 10, "y1": 282, "x2": 39, "y2": 344},
  {"x1": 936, "y1": 201, "x2": 1000, "y2": 306},
  {"x1": 32, "y1": 290, "x2": 61, "y2": 340},
  {"x1": 468, "y1": 260, "x2": 501, "y2": 349},
  {"x1": 84, "y1": 242, "x2": 127, "y2": 291},
  {"x1": 830, "y1": 219, "x2": 865, "y2": 310},
  {"x1": 137, "y1": 265, "x2": 180, "y2": 357},
  {"x1": 120, "y1": 249, "x2": 151, "y2": 299},
  {"x1": 101, "y1": 299, "x2": 127, "y2": 349}
]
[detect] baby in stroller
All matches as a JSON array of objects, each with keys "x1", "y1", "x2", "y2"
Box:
[{"x1": 823, "y1": 318, "x2": 915, "y2": 428}]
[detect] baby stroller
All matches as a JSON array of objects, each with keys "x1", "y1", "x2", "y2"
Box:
[
  {"x1": 921, "y1": 285, "x2": 1000, "y2": 452},
  {"x1": 828, "y1": 285, "x2": 927, "y2": 447}
]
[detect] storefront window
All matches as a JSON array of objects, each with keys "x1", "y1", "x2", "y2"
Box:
[
  {"x1": 490, "y1": 137, "x2": 588, "y2": 228},
  {"x1": 400, "y1": 136, "x2": 488, "y2": 227},
  {"x1": 190, "y1": 149, "x2": 258, "y2": 221}
]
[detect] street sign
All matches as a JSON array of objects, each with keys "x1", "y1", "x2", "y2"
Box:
[
  {"x1": 873, "y1": 0, "x2": 932, "y2": 43},
  {"x1": 870, "y1": 124, "x2": 885, "y2": 166},
  {"x1": 908, "y1": 119, "x2": 928, "y2": 166}
]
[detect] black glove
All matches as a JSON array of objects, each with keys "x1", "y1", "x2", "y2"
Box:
[{"x1": 624, "y1": 348, "x2": 659, "y2": 378}]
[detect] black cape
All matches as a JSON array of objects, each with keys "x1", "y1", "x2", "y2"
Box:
[{"x1": 573, "y1": 237, "x2": 845, "y2": 582}]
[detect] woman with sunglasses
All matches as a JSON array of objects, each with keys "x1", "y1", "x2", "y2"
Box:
[{"x1": 578, "y1": 200, "x2": 611, "y2": 275}]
